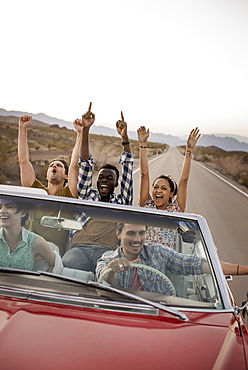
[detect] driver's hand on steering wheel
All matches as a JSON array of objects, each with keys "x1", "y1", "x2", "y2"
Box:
[{"x1": 108, "y1": 258, "x2": 140, "y2": 273}]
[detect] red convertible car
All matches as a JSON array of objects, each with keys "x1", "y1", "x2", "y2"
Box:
[{"x1": 0, "y1": 185, "x2": 247, "y2": 369}]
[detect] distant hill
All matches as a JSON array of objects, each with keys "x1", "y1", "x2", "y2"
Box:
[
  {"x1": 0, "y1": 118, "x2": 166, "y2": 186},
  {"x1": 193, "y1": 134, "x2": 248, "y2": 152},
  {"x1": 0, "y1": 114, "x2": 247, "y2": 190},
  {"x1": 214, "y1": 133, "x2": 248, "y2": 144},
  {"x1": 1, "y1": 108, "x2": 247, "y2": 152}
]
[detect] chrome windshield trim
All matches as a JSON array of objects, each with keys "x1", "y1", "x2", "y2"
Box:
[
  {"x1": 0, "y1": 282, "x2": 188, "y2": 321},
  {"x1": 0, "y1": 286, "x2": 158, "y2": 315},
  {"x1": 0, "y1": 286, "x2": 30, "y2": 299},
  {"x1": 0, "y1": 285, "x2": 235, "y2": 315},
  {"x1": 28, "y1": 290, "x2": 160, "y2": 315},
  {"x1": 196, "y1": 217, "x2": 233, "y2": 309}
]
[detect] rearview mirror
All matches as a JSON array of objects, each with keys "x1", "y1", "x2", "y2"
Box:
[{"x1": 40, "y1": 216, "x2": 82, "y2": 230}]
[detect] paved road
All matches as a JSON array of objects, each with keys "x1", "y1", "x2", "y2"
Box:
[{"x1": 133, "y1": 146, "x2": 248, "y2": 305}]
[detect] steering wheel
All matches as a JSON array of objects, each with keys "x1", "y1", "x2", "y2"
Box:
[{"x1": 98, "y1": 263, "x2": 176, "y2": 296}]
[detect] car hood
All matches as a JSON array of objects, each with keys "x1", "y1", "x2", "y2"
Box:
[{"x1": 0, "y1": 298, "x2": 246, "y2": 370}]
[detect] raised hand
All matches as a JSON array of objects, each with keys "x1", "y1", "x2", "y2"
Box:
[
  {"x1": 116, "y1": 111, "x2": 128, "y2": 139},
  {"x1": 137, "y1": 126, "x2": 149, "y2": 145},
  {"x1": 187, "y1": 127, "x2": 201, "y2": 150},
  {"x1": 82, "y1": 102, "x2": 95, "y2": 128},
  {"x1": 73, "y1": 118, "x2": 83, "y2": 133},
  {"x1": 19, "y1": 115, "x2": 32, "y2": 129}
]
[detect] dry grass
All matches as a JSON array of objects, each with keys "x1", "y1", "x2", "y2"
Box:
[
  {"x1": 179, "y1": 145, "x2": 248, "y2": 189},
  {"x1": 0, "y1": 120, "x2": 167, "y2": 185},
  {"x1": 1, "y1": 119, "x2": 247, "y2": 190}
]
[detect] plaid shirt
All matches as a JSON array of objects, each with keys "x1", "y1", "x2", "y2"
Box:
[
  {"x1": 96, "y1": 244, "x2": 205, "y2": 295},
  {"x1": 77, "y1": 151, "x2": 133, "y2": 205}
]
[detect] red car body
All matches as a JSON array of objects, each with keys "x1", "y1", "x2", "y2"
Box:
[{"x1": 0, "y1": 294, "x2": 247, "y2": 369}]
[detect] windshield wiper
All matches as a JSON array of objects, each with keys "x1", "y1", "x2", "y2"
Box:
[
  {"x1": 86, "y1": 280, "x2": 189, "y2": 321},
  {"x1": 0, "y1": 268, "x2": 188, "y2": 321},
  {"x1": 43, "y1": 271, "x2": 188, "y2": 320}
]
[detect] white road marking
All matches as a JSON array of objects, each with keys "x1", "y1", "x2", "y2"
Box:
[
  {"x1": 133, "y1": 152, "x2": 248, "y2": 198},
  {"x1": 196, "y1": 161, "x2": 248, "y2": 198}
]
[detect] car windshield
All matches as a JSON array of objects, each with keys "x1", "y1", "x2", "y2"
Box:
[{"x1": 0, "y1": 192, "x2": 224, "y2": 311}]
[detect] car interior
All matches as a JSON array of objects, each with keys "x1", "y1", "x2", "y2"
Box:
[{"x1": 0, "y1": 192, "x2": 223, "y2": 310}]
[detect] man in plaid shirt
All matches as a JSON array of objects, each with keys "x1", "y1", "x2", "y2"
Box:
[
  {"x1": 77, "y1": 108, "x2": 133, "y2": 204},
  {"x1": 62, "y1": 105, "x2": 134, "y2": 272},
  {"x1": 97, "y1": 223, "x2": 247, "y2": 295},
  {"x1": 96, "y1": 223, "x2": 205, "y2": 295}
]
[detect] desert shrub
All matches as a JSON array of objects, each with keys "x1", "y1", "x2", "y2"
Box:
[{"x1": 0, "y1": 174, "x2": 6, "y2": 183}]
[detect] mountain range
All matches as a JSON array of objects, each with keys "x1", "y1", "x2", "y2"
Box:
[{"x1": 1, "y1": 108, "x2": 247, "y2": 152}]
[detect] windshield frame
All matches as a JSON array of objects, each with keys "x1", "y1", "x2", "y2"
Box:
[{"x1": 0, "y1": 186, "x2": 233, "y2": 310}]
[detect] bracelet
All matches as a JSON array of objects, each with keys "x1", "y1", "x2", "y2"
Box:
[
  {"x1": 122, "y1": 141, "x2": 130, "y2": 145},
  {"x1": 237, "y1": 265, "x2": 240, "y2": 275},
  {"x1": 140, "y1": 146, "x2": 147, "y2": 148}
]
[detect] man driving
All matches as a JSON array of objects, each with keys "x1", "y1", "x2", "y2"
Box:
[
  {"x1": 96, "y1": 223, "x2": 205, "y2": 295},
  {"x1": 96, "y1": 223, "x2": 248, "y2": 296}
]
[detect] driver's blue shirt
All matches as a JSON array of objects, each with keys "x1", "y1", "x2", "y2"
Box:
[{"x1": 96, "y1": 244, "x2": 205, "y2": 295}]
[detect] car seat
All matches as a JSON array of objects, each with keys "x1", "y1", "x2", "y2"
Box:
[{"x1": 35, "y1": 242, "x2": 94, "y2": 281}]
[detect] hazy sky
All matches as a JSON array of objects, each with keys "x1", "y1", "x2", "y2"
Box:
[{"x1": 1, "y1": 0, "x2": 248, "y2": 137}]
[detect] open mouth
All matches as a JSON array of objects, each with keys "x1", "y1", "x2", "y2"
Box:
[
  {"x1": 0, "y1": 216, "x2": 9, "y2": 221},
  {"x1": 130, "y1": 242, "x2": 141, "y2": 248},
  {"x1": 100, "y1": 185, "x2": 109, "y2": 193}
]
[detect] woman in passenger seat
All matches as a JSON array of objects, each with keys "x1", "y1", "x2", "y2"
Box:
[{"x1": 0, "y1": 200, "x2": 55, "y2": 272}]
